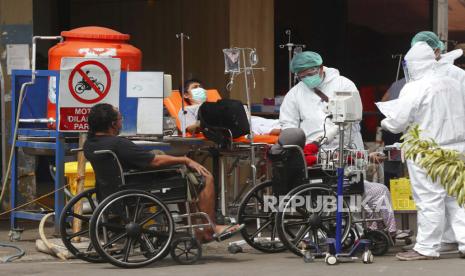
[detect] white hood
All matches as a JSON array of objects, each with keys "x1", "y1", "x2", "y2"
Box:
[
  {"x1": 321, "y1": 67, "x2": 340, "y2": 84},
  {"x1": 440, "y1": 49, "x2": 463, "y2": 64},
  {"x1": 404, "y1": 42, "x2": 437, "y2": 82}
]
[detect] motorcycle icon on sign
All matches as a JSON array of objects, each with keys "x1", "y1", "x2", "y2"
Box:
[{"x1": 74, "y1": 71, "x2": 105, "y2": 94}]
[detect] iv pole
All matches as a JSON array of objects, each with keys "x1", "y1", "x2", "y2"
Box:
[
  {"x1": 279, "y1": 29, "x2": 306, "y2": 90},
  {"x1": 176, "y1": 33, "x2": 190, "y2": 137},
  {"x1": 391, "y1": 54, "x2": 403, "y2": 82}
]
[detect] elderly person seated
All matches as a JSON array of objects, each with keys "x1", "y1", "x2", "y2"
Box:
[{"x1": 84, "y1": 103, "x2": 244, "y2": 243}]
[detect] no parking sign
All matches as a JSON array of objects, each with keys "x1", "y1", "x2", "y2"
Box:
[{"x1": 58, "y1": 58, "x2": 121, "y2": 131}]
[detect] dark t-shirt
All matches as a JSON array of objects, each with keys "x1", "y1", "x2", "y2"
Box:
[
  {"x1": 84, "y1": 135, "x2": 155, "y2": 171},
  {"x1": 83, "y1": 135, "x2": 155, "y2": 199}
]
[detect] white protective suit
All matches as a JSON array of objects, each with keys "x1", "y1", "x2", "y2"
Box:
[
  {"x1": 377, "y1": 42, "x2": 465, "y2": 257},
  {"x1": 412, "y1": 46, "x2": 465, "y2": 245},
  {"x1": 279, "y1": 67, "x2": 364, "y2": 149},
  {"x1": 437, "y1": 49, "x2": 465, "y2": 93},
  {"x1": 437, "y1": 48, "x2": 465, "y2": 245}
]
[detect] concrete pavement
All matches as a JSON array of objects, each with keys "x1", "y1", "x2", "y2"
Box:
[{"x1": 1, "y1": 222, "x2": 464, "y2": 276}]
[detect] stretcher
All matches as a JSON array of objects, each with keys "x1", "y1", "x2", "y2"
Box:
[{"x1": 163, "y1": 90, "x2": 278, "y2": 219}]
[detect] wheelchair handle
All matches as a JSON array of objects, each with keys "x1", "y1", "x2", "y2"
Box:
[
  {"x1": 94, "y1": 150, "x2": 112, "y2": 155},
  {"x1": 282, "y1": 145, "x2": 309, "y2": 179},
  {"x1": 93, "y1": 150, "x2": 126, "y2": 186}
]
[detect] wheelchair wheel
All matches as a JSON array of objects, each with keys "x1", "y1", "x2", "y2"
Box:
[
  {"x1": 237, "y1": 181, "x2": 287, "y2": 253},
  {"x1": 60, "y1": 188, "x2": 103, "y2": 263},
  {"x1": 276, "y1": 184, "x2": 352, "y2": 257},
  {"x1": 364, "y1": 230, "x2": 390, "y2": 256},
  {"x1": 170, "y1": 236, "x2": 202, "y2": 265},
  {"x1": 89, "y1": 190, "x2": 174, "y2": 268}
]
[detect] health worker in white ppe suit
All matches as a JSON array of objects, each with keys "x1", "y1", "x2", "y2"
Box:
[
  {"x1": 410, "y1": 31, "x2": 465, "y2": 252},
  {"x1": 279, "y1": 51, "x2": 397, "y2": 236},
  {"x1": 279, "y1": 51, "x2": 363, "y2": 148},
  {"x1": 377, "y1": 42, "x2": 465, "y2": 261},
  {"x1": 411, "y1": 31, "x2": 465, "y2": 90}
]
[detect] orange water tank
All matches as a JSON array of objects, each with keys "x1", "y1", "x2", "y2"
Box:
[{"x1": 47, "y1": 26, "x2": 142, "y2": 128}]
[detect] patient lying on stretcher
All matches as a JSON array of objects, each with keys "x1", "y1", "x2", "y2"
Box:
[{"x1": 178, "y1": 79, "x2": 281, "y2": 135}]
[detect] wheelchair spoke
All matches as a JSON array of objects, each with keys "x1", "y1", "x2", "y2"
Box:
[
  {"x1": 284, "y1": 220, "x2": 307, "y2": 227},
  {"x1": 317, "y1": 228, "x2": 328, "y2": 239},
  {"x1": 141, "y1": 226, "x2": 169, "y2": 236},
  {"x1": 283, "y1": 214, "x2": 306, "y2": 220},
  {"x1": 69, "y1": 212, "x2": 90, "y2": 222},
  {"x1": 271, "y1": 224, "x2": 277, "y2": 241},
  {"x1": 67, "y1": 229, "x2": 89, "y2": 240},
  {"x1": 292, "y1": 225, "x2": 312, "y2": 245},
  {"x1": 85, "y1": 194, "x2": 96, "y2": 210},
  {"x1": 251, "y1": 193, "x2": 264, "y2": 205},
  {"x1": 250, "y1": 220, "x2": 272, "y2": 239},
  {"x1": 319, "y1": 224, "x2": 331, "y2": 235},
  {"x1": 124, "y1": 204, "x2": 131, "y2": 222},
  {"x1": 320, "y1": 213, "x2": 349, "y2": 222},
  {"x1": 312, "y1": 230, "x2": 320, "y2": 245},
  {"x1": 122, "y1": 237, "x2": 133, "y2": 262},
  {"x1": 241, "y1": 214, "x2": 270, "y2": 220},
  {"x1": 295, "y1": 207, "x2": 310, "y2": 217},
  {"x1": 102, "y1": 232, "x2": 128, "y2": 249},
  {"x1": 100, "y1": 222, "x2": 126, "y2": 231},
  {"x1": 139, "y1": 209, "x2": 164, "y2": 226},
  {"x1": 133, "y1": 197, "x2": 141, "y2": 222},
  {"x1": 139, "y1": 233, "x2": 156, "y2": 253},
  {"x1": 87, "y1": 241, "x2": 94, "y2": 252}
]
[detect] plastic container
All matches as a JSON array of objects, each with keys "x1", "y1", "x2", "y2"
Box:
[
  {"x1": 64, "y1": 161, "x2": 95, "y2": 195},
  {"x1": 47, "y1": 26, "x2": 142, "y2": 128},
  {"x1": 390, "y1": 178, "x2": 416, "y2": 211}
]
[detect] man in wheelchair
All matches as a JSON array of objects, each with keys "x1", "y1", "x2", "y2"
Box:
[{"x1": 84, "y1": 103, "x2": 243, "y2": 243}]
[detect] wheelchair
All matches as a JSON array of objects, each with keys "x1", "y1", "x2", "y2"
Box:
[
  {"x1": 60, "y1": 150, "x2": 216, "y2": 268},
  {"x1": 237, "y1": 144, "x2": 390, "y2": 258}
]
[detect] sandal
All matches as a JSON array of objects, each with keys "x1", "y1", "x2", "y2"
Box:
[{"x1": 212, "y1": 224, "x2": 245, "y2": 242}]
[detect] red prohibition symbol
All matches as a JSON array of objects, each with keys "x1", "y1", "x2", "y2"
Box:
[{"x1": 68, "y1": 60, "x2": 112, "y2": 104}]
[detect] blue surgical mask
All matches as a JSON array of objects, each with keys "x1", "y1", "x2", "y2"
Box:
[
  {"x1": 191, "y1": 87, "x2": 207, "y2": 103},
  {"x1": 301, "y1": 74, "x2": 323, "y2": 89}
]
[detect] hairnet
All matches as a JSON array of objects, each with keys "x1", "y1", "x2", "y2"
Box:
[
  {"x1": 278, "y1": 128, "x2": 306, "y2": 148},
  {"x1": 290, "y1": 51, "x2": 323, "y2": 73},
  {"x1": 411, "y1": 31, "x2": 445, "y2": 51}
]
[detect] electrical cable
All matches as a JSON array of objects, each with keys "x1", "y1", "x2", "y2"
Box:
[
  {"x1": 0, "y1": 183, "x2": 70, "y2": 217},
  {"x1": 0, "y1": 243, "x2": 25, "y2": 263}
]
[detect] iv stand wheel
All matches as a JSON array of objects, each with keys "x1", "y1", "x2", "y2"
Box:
[
  {"x1": 362, "y1": 250, "x2": 374, "y2": 264},
  {"x1": 325, "y1": 254, "x2": 338, "y2": 265}
]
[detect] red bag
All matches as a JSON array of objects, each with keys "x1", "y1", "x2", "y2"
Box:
[{"x1": 304, "y1": 143, "x2": 319, "y2": 167}]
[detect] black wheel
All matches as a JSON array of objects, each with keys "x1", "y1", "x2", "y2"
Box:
[
  {"x1": 237, "y1": 181, "x2": 286, "y2": 253},
  {"x1": 60, "y1": 188, "x2": 103, "y2": 263},
  {"x1": 364, "y1": 230, "x2": 390, "y2": 256},
  {"x1": 342, "y1": 228, "x2": 358, "y2": 250},
  {"x1": 404, "y1": 237, "x2": 412, "y2": 245},
  {"x1": 170, "y1": 236, "x2": 202, "y2": 265},
  {"x1": 75, "y1": 83, "x2": 86, "y2": 94},
  {"x1": 227, "y1": 244, "x2": 243, "y2": 254},
  {"x1": 276, "y1": 184, "x2": 352, "y2": 257},
  {"x1": 89, "y1": 190, "x2": 174, "y2": 268}
]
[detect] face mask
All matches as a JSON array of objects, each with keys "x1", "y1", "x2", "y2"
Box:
[
  {"x1": 191, "y1": 87, "x2": 207, "y2": 103},
  {"x1": 301, "y1": 74, "x2": 323, "y2": 89}
]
